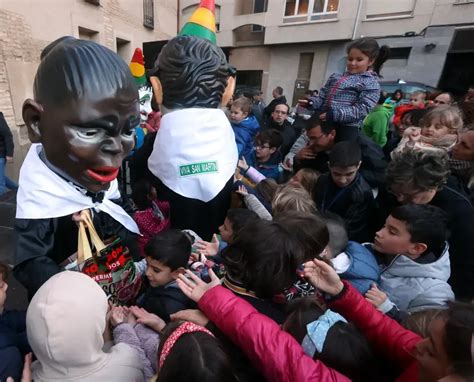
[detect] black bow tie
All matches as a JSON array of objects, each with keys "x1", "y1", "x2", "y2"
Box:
[{"x1": 86, "y1": 191, "x2": 105, "y2": 203}]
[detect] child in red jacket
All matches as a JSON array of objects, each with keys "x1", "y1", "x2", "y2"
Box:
[{"x1": 176, "y1": 259, "x2": 474, "y2": 382}]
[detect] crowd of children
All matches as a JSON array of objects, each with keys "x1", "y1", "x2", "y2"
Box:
[{"x1": 2, "y1": 35, "x2": 474, "y2": 382}]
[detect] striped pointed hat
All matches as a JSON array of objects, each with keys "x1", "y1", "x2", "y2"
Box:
[
  {"x1": 129, "y1": 48, "x2": 147, "y2": 87},
  {"x1": 179, "y1": 0, "x2": 216, "y2": 44}
]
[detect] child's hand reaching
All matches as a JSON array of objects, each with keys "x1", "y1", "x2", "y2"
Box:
[
  {"x1": 303, "y1": 258, "x2": 344, "y2": 296},
  {"x1": 129, "y1": 306, "x2": 166, "y2": 333},
  {"x1": 235, "y1": 184, "x2": 248, "y2": 196},
  {"x1": 238, "y1": 157, "x2": 249, "y2": 172},
  {"x1": 365, "y1": 283, "x2": 388, "y2": 307},
  {"x1": 194, "y1": 234, "x2": 220, "y2": 257},
  {"x1": 110, "y1": 306, "x2": 127, "y2": 327},
  {"x1": 170, "y1": 309, "x2": 209, "y2": 327},
  {"x1": 177, "y1": 268, "x2": 221, "y2": 303}
]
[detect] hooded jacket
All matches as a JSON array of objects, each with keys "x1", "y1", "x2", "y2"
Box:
[
  {"x1": 244, "y1": 149, "x2": 283, "y2": 182},
  {"x1": 362, "y1": 104, "x2": 392, "y2": 146},
  {"x1": 232, "y1": 115, "x2": 260, "y2": 158},
  {"x1": 26, "y1": 271, "x2": 144, "y2": 381},
  {"x1": 309, "y1": 71, "x2": 380, "y2": 130},
  {"x1": 367, "y1": 243, "x2": 454, "y2": 312},
  {"x1": 335, "y1": 241, "x2": 380, "y2": 294}
]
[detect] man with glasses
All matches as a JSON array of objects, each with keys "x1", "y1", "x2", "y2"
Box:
[
  {"x1": 294, "y1": 115, "x2": 387, "y2": 188},
  {"x1": 263, "y1": 86, "x2": 287, "y2": 122},
  {"x1": 263, "y1": 103, "x2": 297, "y2": 157}
]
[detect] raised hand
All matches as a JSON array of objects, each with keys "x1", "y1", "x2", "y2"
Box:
[
  {"x1": 303, "y1": 258, "x2": 344, "y2": 296},
  {"x1": 177, "y1": 268, "x2": 221, "y2": 303},
  {"x1": 238, "y1": 157, "x2": 249, "y2": 171},
  {"x1": 193, "y1": 234, "x2": 220, "y2": 257},
  {"x1": 235, "y1": 184, "x2": 248, "y2": 196},
  {"x1": 129, "y1": 306, "x2": 166, "y2": 333}
]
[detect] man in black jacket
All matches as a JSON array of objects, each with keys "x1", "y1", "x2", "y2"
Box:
[
  {"x1": 263, "y1": 86, "x2": 287, "y2": 124},
  {"x1": 262, "y1": 103, "x2": 298, "y2": 157},
  {"x1": 0, "y1": 112, "x2": 17, "y2": 196},
  {"x1": 294, "y1": 115, "x2": 387, "y2": 188}
]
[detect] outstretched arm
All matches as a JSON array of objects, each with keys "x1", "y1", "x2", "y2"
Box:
[
  {"x1": 304, "y1": 259, "x2": 422, "y2": 369},
  {"x1": 177, "y1": 270, "x2": 349, "y2": 382}
]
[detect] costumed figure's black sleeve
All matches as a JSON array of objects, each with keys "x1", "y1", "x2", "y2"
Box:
[{"x1": 13, "y1": 218, "x2": 61, "y2": 300}]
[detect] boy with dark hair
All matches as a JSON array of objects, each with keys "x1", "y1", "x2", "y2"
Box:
[
  {"x1": 314, "y1": 141, "x2": 374, "y2": 242},
  {"x1": 139, "y1": 229, "x2": 196, "y2": 321},
  {"x1": 0, "y1": 262, "x2": 30, "y2": 381},
  {"x1": 365, "y1": 204, "x2": 454, "y2": 317},
  {"x1": 378, "y1": 150, "x2": 474, "y2": 299},
  {"x1": 243, "y1": 129, "x2": 284, "y2": 181}
]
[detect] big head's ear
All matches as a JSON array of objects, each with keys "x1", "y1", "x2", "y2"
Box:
[
  {"x1": 22, "y1": 99, "x2": 43, "y2": 143},
  {"x1": 149, "y1": 76, "x2": 163, "y2": 106},
  {"x1": 221, "y1": 76, "x2": 236, "y2": 107}
]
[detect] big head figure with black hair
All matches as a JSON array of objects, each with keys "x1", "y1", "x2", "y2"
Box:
[
  {"x1": 146, "y1": 1, "x2": 239, "y2": 241},
  {"x1": 23, "y1": 36, "x2": 139, "y2": 193}
]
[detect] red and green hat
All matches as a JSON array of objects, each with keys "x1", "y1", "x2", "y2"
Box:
[
  {"x1": 129, "y1": 48, "x2": 146, "y2": 87},
  {"x1": 179, "y1": 0, "x2": 216, "y2": 44}
]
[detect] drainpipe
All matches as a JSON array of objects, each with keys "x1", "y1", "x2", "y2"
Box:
[
  {"x1": 177, "y1": 0, "x2": 180, "y2": 35},
  {"x1": 352, "y1": 0, "x2": 363, "y2": 40}
]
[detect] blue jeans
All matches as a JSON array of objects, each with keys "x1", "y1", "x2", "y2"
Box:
[{"x1": 0, "y1": 157, "x2": 18, "y2": 195}]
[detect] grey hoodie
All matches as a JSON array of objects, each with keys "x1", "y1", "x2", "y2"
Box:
[{"x1": 378, "y1": 243, "x2": 454, "y2": 312}]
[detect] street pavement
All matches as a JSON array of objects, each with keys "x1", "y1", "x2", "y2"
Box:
[{"x1": 0, "y1": 190, "x2": 28, "y2": 310}]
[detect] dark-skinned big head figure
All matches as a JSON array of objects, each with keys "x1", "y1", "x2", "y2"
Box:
[{"x1": 23, "y1": 36, "x2": 139, "y2": 193}]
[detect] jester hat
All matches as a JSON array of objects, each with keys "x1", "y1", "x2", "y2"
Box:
[
  {"x1": 129, "y1": 48, "x2": 146, "y2": 87},
  {"x1": 179, "y1": 0, "x2": 217, "y2": 44}
]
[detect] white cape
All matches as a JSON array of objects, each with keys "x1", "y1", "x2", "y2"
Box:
[
  {"x1": 148, "y1": 108, "x2": 238, "y2": 202},
  {"x1": 16, "y1": 144, "x2": 140, "y2": 234}
]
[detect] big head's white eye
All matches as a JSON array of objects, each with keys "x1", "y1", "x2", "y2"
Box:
[{"x1": 76, "y1": 127, "x2": 101, "y2": 139}]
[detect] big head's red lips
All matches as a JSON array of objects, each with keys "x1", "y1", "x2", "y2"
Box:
[{"x1": 86, "y1": 166, "x2": 120, "y2": 183}]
